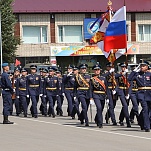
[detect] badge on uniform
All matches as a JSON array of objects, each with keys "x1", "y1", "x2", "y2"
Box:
[
  {"x1": 54, "y1": 80, "x2": 57, "y2": 83},
  {"x1": 86, "y1": 79, "x2": 90, "y2": 82},
  {"x1": 146, "y1": 76, "x2": 150, "y2": 80},
  {"x1": 36, "y1": 77, "x2": 39, "y2": 80}
]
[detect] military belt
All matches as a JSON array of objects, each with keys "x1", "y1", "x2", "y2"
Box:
[
  {"x1": 29, "y1": 85, "x2": 39, "y2": 88},
  {"x1": 77, "y1": 87, "x2": 89, "y2": 90},
  {"x1": 19, "y1": 88, "x2": 26, "y2": 90},
  {"x1": 93, "y1": 90, "x2": 105, "y2": 94},
  {"x1": 108, "y1": 86, "x2": 116, "y2": 89},
  {"x1": 138, "y1": 87, "x2": 151, "y2": 90},
  {"x1": 132, "y1": 88, "x2": 138, "y2": 91},
  {"x1": 119, "y1": 86, "x2": 128, "y2": 89},
  {"x1": 46, "y1": 87, "x2": 57, "y2": 90},
  {"x1": 65, "y1": 88, "x2": 74, "y2": 90},
  {"x1": 4, "y1": 88, "x2": 10, "y2": 91}
]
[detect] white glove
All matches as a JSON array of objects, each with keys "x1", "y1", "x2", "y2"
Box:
[
  {"x1": 44, "y1": 95, "x2": 47, "y2": 98},
  {"x1": 62, "y1": 93, "x2": 65, "y2": 97},
  {"x1": 90, "y1": 99, "x2": 95, "y2": 105},
  {"x1": 125, "y1": 69, "x2": 128, "y2": 73},
  {"x1": 109, "y1": 68, "x2": 115, "y2": 73},
  {"x1": 67, "y1": 72, "x2": 72, "y2": 77},
  {"x1": 13, "y1": 89, "x2": 15, "y2": 93},
  {"x1": 112, "y1": 90, "x2": 116, "y2": 95},
  {"x1": 26, "y1": 95, "x2": 29, "y2": 98},
  {"x1": 133, "y1": 64, "x2": 140, "y2": 72},
  {"x1": 74, "y1": 97, "x2": 77, "y2": 100},
  {"x1": 125, "y1": 94, "x2": 130, "y2": 99},
  {"x1": 106, "y1": 99, "x2": 109, "y2": 104},
  {"x1": 16, "y1": 96, "x2": 19, "y2": 98},
  {"x1": 39, "y1": 94, "x2": 43, "y2": 97}
]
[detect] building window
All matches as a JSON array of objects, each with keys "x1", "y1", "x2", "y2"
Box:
[
  {"x1": 138, "y1": 25, "x2": 151, "y2": 42},
  {"x1": 58, "y1": 25, "x2": 82, "y2": 43},
  {"x1": 22, "y1": 26, "x2": 48, "y2": 44}
]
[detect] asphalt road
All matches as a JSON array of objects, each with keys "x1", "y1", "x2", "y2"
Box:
[{"x1": 0, "y1": 96, "x2": 151, "y2": 151}]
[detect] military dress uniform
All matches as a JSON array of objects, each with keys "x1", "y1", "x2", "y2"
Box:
[
  {"x1": 129, "y1": 60, "x2": 151, "y2": 132},
  {"x1": 63, "y1": 65, "x2": 75, "y2": 116},
  {"x1": 102, "y1": 62, "x2": 117, "y2": 125},
  {"x1": 1, "y1": 63, "x2": 14, "y2": 124},
  {"x1": 44, "y1": 67, "x2": 59, "y2": 117},
  {"x1": 74, "y1": 64, "x2": 90, "y2": 126},
  {"x1": 56, "y1": 70, "x2": 64, "y2": 116},
  {"x1": 90, "y1": 64, "x2": 109, "y2": 128},
  {"x1": 115, "y1": 63, "x2": 131, "y2": 127},
  {"x1": 39, "y1": 68, "x2": 48, "y2": 116},
  {"x1": 26, "y1": 65, "x2": 41, "y2": 118},
  {"x1": 16, "y1": 68, "x2": 28, "y2": 117}
]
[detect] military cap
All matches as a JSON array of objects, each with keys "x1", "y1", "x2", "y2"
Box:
[
  {"x1": 56, "y1": 69, "x2": 62, "y2": 74},
  {"x1": 48, "y1": 66, "x2": 56, "y2": 71},
  {"x1": 21, "y1": 68, "x2": 27, "y2": 72},
  {"x1": 68, "y1": 65, "x2": 74, "y2": 69},
  {"x1": 106, "y1": 62, "x2": 112, "y2": 67},
  {"x1": 73, "y1": 65, "x2": 79, "y2": 70},
  {"x1": 30, "y1": 65, "x2": 37, "y2": 69},
  {"x1": 2, "y1": 63, "x2": 9, "y2": 67},
  {"x1": 39, "y1": 68, "x2": 44, "y2": 72},
  {"x1": 42, "y1": 68, "x2": 48, "y2": 73},
  {"x1": 139, "y1": 59, "x2": 149, "y2": 66},
  {"x1": 8, "y1": 72, "x2": 14, "y2": 76},
  {"x1": 15, "y1": 67, "x2": 21, "y2": 72},
  {"x1": 79, "y1": 64, "x2": 88, "y2": 69},
  {"x1": 119, "y1": 62, "x2": 126, "y2": 67},
  {"x1": 92, "y1": 64, "x2": 101, "y2": 70}
]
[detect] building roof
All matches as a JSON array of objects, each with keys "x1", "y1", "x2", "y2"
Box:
[{"x1": 13, "y1": 0, "x2": 151, "y2": 13}]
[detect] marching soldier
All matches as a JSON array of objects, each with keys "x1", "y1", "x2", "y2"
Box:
[
  {"x1": 44, "y1": 67, "x2": 59, "y2": 117},
  {"x1": 128, "y1": 65, "x2": 139, "y2": 123},
  {"x1": 74, "y1": 64, "x2": 90, "y2": 126},
  {"x1": 129, "y1": 60, "x2": 151, "y2": 132},
  {"x1": 63, "y1": 65, "x2": 75, "y2": 117},
  {"x1": 1, "y1": 63, "x2": 14, "y2": 124},
  {"x1": 90, "y1": 64, "x2": 109, "y2": 128},
  {"x1": 115, "y1": 63, "x2": 131, "y2": 127},
  {"x1": 56, "y1": 69, "x2": 64, "y2": 116},
  {"x1": 26, "y1": 65, "x2": 41, "y2": 118},
  {"x1": 16, "y1": 68, "x2": 28, "y2": 117},
  {"x1": 39, "y1": 68, "x2": 48, "y2": 116},
  {"x1": 102, "y1": 62, "x2": 117, "y2": 125}
]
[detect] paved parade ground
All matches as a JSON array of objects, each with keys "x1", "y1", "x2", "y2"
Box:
[{"x1": 0, "y1": 96, "x2": 151, "y2": 151}]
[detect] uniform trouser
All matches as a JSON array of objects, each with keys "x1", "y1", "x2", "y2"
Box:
[
  {"x1": 47, "y1": 95, "x2": 56, "y2": 116},
  {"x1": 2, "y1": 94, "x2": 13, "y2": 116},
  {"x1": 56, "y1": 95, "x2": 63, "y2": 114},
  {"x1": 71, "y1": 99, "x2": 80, "y2": 117},
  {"x1": 30, "y1": 95, "x2": 39, "y2": 116},
  {"x1": 40, "y1": 96, "x2": 47, "y2": 115},
  {"x1": 138, "y1": 99, "x2": 150, "y2": 130},
  {"x1": 79, "y1": 97, "x2": 89, "y2": 124},
  {"x1": 129, "y1": 93, "x2": 139, "y2": 121},
  {"x1": 94, "y1": 98, "x2": 105, "y2": 125},
  {"x1": 117, "y1": 89, "x2": 130, "y2": 122},
  {"x1": 20, "y1": 96, "x2": 27, "y2": 115},
  {"x1": 65, "y1": 91, "x2": 74, "y2": 116},
  {"x1": 14, "y1": 98, "x2": 21, "y2": 114}
]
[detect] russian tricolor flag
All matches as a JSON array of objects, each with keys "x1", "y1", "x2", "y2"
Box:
[{"x1": 104, "y1": 6, "x2": 127, "y2": 52}]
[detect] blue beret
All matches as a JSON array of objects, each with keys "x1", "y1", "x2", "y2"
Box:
[
  {"x1": 79, "y1": 64, "x2": 88, "y2": 69},
  {"x1": 2, "y1": 63, "x2": 8, "y2": 67}
]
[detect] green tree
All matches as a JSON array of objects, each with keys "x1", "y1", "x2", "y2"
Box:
[{"x1": 0, "y1": 0, "x2": 20, "y2": 63}]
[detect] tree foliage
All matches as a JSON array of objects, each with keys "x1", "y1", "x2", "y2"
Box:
[{"x1": 0, "y1": 0, "x2": 20, "y2": 63}]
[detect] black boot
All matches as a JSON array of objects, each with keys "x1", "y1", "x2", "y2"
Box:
[
  {"x1": 126, "y1": 118, "x2": 131, "y2": 128},
  {"x1": 3, "y1": 116, "x2": 14, "y2": 124}
]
